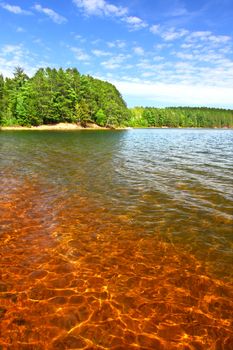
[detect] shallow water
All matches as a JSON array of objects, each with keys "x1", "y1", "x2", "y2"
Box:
[{"x1": 0, "y1": 129, "x2": 232, "y2": 349}]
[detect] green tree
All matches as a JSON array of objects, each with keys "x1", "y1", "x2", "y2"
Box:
[
  {"x1": 0, "y1": 74, "x2": 4, "y2": 124},
  {"x1": 96, "y1": 108, "x2": 107, "y2": 126},
  {"x1": 79, "y1": 100, "x2": 91, "y2": 127}
]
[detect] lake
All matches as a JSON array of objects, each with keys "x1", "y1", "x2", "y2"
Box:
[{"x1": 0, "y1": 129, "x2": 232, "y2": 349}]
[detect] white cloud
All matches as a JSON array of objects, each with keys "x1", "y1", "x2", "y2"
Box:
[
  {"x1": 123, "y1": 16, "x2": 147, "y2": 30},
  {"x1": 71, "y1": 47, "x2": 90, "y2": 62},
  {"x1": 136, "y1": 59, "x2": 154, "y2": 70},
  {"x1": 150, "y1": 25, "x2": 189, "y2": 41},
  {"x1": 187, "y1": 31, "x2": 212, "y2": 40},
  {"x1": 100, "y1": 27, "x2": 233, "y2": 91},
  {"x1": 175, "y1": 52, "x2": 193, "y2": 60},
  {"x1": 0, "y1": 44, "x2": 44, "y2": 78},
  {"x1": 154, "y1": 43, "x2": 173, "y2": 50},
  {"x1": 151, "y1": 26, "x2": 230, "y2": 47},
  {"x1": 73, "y1": 1, "x2": 147, "y2": 31},
  {"x1": 150, "y1": 24, "x2": 160, "y2": 34},
  {"x1": 33, "y1": 4, "x2": 67, "y2": 24},
  {"x1": 0, "y1": 2, "x2": 31, "y2": 15},
  {"x1": 92, "y1": 49, "x2": 111, "y2": 57},
  {"x1": 185, "y1": 31, "x2": 231, "y2": 45},
  {"x1": 153, "y1": 56, "x2": 164, "y2": 61},
  {"x1": 73, "y1": 0, "x2": 127, "y2": 17},
  {"x1": 180, "y1": 43, "x2": 193, "y2": 49},
  {"x1": 136, "y1": 59, "x2": 168, "y2": 74},
  {"x1": 175, "y1": 30, "x2": 233, "y2": 73},
  {"x1": 101, "y1": 54, "x2": 130, "y2": 70},
  {"x1": 209, "y1": 35, "x2": 231, "y2": 44},
  {"x1": 133, "y1": 47, "x2": 144, "y2": 56},
  {"x1": 112, "y1": 80, "x2": 233, "y2": 108},
  {"x1": 1, "y1": 44, "x2": 23, "y2": 56},
  {"x1": 107, "y1": 40, "x2": 126, "y2": 49},
  {"x1": 161, "y1": 28, "x2": 189, "y2": 41}
]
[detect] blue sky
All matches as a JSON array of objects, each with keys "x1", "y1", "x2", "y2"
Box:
[{"x1": 0, "y1": 0, "x2": 233, "y2": 108}]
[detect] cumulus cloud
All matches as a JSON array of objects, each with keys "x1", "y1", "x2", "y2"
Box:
[
  {"x1": 123, "y1": 16, "x2": 147, "y2": 30},
  {"x1": 73, "y1": 0, "x2": 147, "y2": 31},
  {"x1": 73, "y1": 0, "x2": 127, "y2": 17},
  {"x1": 0, "y1": 2, "x2": 31, "y2": 15},
  {"x1": 33, "y1": 4, "x2": 67, "y2": 24}
]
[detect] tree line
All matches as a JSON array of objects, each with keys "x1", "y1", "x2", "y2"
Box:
[
  {"x1": 0, "y1": 67, "x2": 232, "y2": 128},
  {"x1": 0, "y1": 67, "x2": 130, "y2": 127},
  {"x1": 129, "y1": 106, "x2": 233, "y2": 128}
]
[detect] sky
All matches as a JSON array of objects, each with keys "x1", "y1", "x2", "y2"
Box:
[{"x1": 0, "y1": 0, "x2": 233, "y2": 108}]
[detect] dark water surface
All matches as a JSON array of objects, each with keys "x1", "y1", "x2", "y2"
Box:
[{"x1": 0, "y1": 129, "x2": 232, "y2": 349}]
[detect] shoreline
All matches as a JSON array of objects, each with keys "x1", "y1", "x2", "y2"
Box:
[
  {"x1": 1, "y1": 122, "x2": 127, "y2": 131},
  {"x1": 1, "y1": 123, "x2": 232, "y2": 131}
]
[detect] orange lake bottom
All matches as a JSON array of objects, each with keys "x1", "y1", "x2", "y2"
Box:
[{"x1": 0, "y1": 180, "x2": 232, "y2": 350}]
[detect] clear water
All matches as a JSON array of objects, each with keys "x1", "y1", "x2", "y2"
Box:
[{"x1": 0, "y1": 129, "x2": 233, "y2": 349}]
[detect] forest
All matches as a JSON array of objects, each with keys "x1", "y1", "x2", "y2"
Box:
[
  {"x1": 130, "y1": 106, "x2": 233, "y2": 128},
  {"x1": 0, "y1": 67, "x2": 233, "y2": 128},
  {"x1": 0, "y1": 67, "x2": 130, "y2": 127}
]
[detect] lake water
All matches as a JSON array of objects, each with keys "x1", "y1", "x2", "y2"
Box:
[{"x1": 0, "y1": 129, "x2": 232, "y2": 349}]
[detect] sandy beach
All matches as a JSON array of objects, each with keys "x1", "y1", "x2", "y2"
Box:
[{"x1": 1, "y1": 122, "x2": 113, "y2": 131}]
